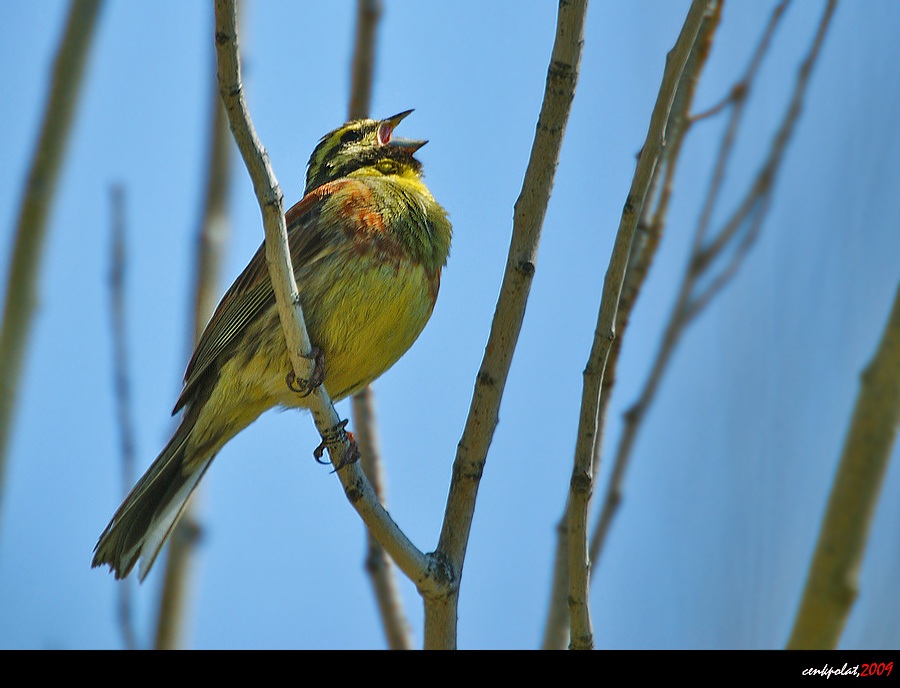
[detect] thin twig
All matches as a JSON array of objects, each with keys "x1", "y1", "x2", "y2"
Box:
[
  {"x1": 683, "y1": 194, "x2": 769, "y2": 323},
  {"x1": 428, "y1": 0, "x2": 590, "y2": 650},
  {"x1": 566, "y1": 0, "x2": 712, "y2": 651},
  {"x1": 354, "y1": 388, "x2": 412, "y2": 649},
  {"x1": 689, "y1": 0, "x2": 790, "y2": 128},
  {"x1": 689, "y1": 0, "x2": 790, "y2": 256},
  {"x1": 190, "y1": 91, "x2": 234, "y2": 349},
  {"x1": 0, "y1": 0, "x2": 103, "y2": 526},
  {"x1": 589, "y1": 0, "x2": 835, "y2": 571},
  {"x1": 108, "y1": 186, "x2": 136, "y2": 542},
  {"x1": 541, "y1": 0, "x2": 721, "y2": 650},
  {"x1": 107, "y1": 184, "x2": 138, "y2": 651},
  {"x1": 787, "y1": 279, "x2": 900, "y2": 649},
  {"x1": 154, "y1": 53, "x2": 233, "y2": 652},
  {"x1": 213, "y1": 0, "x2": 435, "y2": 604}
]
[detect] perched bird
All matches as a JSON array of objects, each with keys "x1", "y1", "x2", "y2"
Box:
[{"x1": 93, "y1": 110, "x2": 451, "y2": 580}]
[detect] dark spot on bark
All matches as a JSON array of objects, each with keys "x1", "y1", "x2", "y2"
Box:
[{"x1": 517, "y1": 260, "x2": 535, "y2": 277}]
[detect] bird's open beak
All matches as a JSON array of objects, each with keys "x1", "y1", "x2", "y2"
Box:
[
  {"x1": 378, "y1": 109, "x2": 427, "y2": 153},
  {"x1": 389, "y1": 137, "x2": 428, "y2": 154}
]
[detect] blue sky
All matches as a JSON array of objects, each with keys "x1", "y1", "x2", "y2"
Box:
[{"x1": 1, "y1": 1, "x2": 899, "y2": 649}]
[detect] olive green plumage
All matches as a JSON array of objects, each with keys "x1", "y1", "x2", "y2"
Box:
[{"x1": 92, "y1": 111, "x2": 450, "y2": 580}]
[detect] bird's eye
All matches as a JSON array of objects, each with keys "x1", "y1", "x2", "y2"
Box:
[
  {"x1": 376, "y1": 159, "x2": 398, "y2": 175},
  {"x1": 340, "y1": 129, "x2": 364, "y2": 145}
]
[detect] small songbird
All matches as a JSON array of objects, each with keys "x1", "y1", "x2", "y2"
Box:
[{"x1": 92, "y1": 110, "x2": 451, "y2": 580}]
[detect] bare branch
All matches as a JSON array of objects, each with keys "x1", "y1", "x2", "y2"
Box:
[
  {"x1": 107, "y1": 184, "x2": 138, "y2": 651},
  {"x1": 190, "y1": 88, "x2": 234, "y2": 348},
  {"x1": 354, "y1": 388, "x2": 412, "y2": 649},
  {"x1": 566, "y1": 0, "x2": 712, "y2": 651},
  {"x1": 154, "y1": 54, "x2": 234, "y2": 652},
  {"x1": 542, "y1": 0, "x2": 721, "y2": 650},
  {"x1": 689, "y1": 0, "x2": 790, "y2": 129},
  {"x1": 694, "y1": 0, "x2": 832, "y2": 279},
  {"x1": 682, "y1": 194, "x2": 769, "y2": 324},
  {"x1": 589, "y1": 0, "x2": 836, "y2": 573},
  {"x1": 787, "y1": 279, "x2": 900, "y2": 649},
  {"x1": 690, "y1": 0, "x2": 791, "y2": 255},
  {"x1": 347, "y1": 0, "x2": 382, "y2": 122},
  {"x1": 690, "y1": 0, "x2": 835, "y2": 318},
  {"x1": 108, "y1": 186, "x2": 137, "y2": 525},
  {"x1": 429, "y1": 0, "x2": 589, "y2": 650},
  {"x1": 0, "y1": 0, "x2": 103, "y2": 524}
]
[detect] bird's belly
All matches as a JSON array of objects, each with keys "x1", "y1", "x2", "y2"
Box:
[
  {"x1": 253, "y1": 255, "x2": 438, "y2": 405},
  {"x1": 185, "y1": 256, "x2": 436, "y2": 460},
  {"x1": 312, "y1": 258, "x2": 436, "y2": 400}
]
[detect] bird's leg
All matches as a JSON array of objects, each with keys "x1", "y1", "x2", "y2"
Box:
[
  {"x1": 285, "y1": 346, "x2": 325, "y2": 397},
  {"x1": 312, "y1": 418, "x2": 361, "y2": 471}
]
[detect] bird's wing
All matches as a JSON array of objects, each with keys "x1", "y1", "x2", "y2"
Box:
[{"x1": 173, "y1": 179, "x2": 369, "y2": 414}]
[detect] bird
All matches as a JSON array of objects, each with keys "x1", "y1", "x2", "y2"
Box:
[{"x1": 92, "y1": 110, "x2": 451, "y2": 580}]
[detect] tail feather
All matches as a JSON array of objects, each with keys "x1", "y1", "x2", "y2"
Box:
[{"x1": 92, "y1": 421, "x2": 212, "y2": 581}]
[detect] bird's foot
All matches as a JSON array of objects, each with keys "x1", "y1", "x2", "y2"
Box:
[
  {"x1": 313, "y1": 418, "x2": 361, "y2": 472},
  {"x1": 285, "y1": 346, "x2": 325, "y2": 397}
]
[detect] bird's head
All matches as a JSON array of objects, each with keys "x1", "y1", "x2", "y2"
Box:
[{"x1": 305, "y1": 110, "x2": 427, "y2": 193}]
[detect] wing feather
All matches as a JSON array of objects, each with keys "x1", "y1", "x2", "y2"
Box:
[{"x1": 173, "y1": 182, "x2": 347, "y2": 413}]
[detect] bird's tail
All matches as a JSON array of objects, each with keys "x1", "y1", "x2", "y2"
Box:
[{"x1": 92, "y1": 418, "x2": 212, "y2": 581}]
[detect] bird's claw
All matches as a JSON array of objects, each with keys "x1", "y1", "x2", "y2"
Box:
[
  {"x1": 285, "y1": 346, "x2": 325, "y2": 397},
  {"x1": 312, "y1": 418, "x2": 360, "y2": 471}
]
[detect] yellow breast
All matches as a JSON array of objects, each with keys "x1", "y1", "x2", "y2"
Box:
[{"x1": 304, "y1": 253, "x2": 437, "y2": 401}]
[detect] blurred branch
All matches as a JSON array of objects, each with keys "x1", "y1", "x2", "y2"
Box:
[
  {"x1": 590, "y1": 0, "x2": 834, "y2": 569},
  {"x1": 566, "y1": 0, "x2": 712, "y2": 651},
  {"x1": 542, "y1": 0, "x2": 721, "y2": 650},
  {"x1": 787, "y1": 280, "x2": 900, "y2": 649},
  {"x1": 347, "y1": 0, "x2": 382, "y2": 121},
  {"x1": 344, "y1": 0, "x2": 411, "y2": 650},
  {"x1": 107, "y1": 184, "x2": 138, "y2": 651},
  {"x1": 108, "y1": 186, "x2": 137, "y2": 546},
  {"x1": 213, "y1": 0, "x2": 437, "y2": 610},
  {"x1": 429, "y1": 0, "x2": 589, "y2": 650},
  {"x1": 190, "y1": 91, "x2": 234, "y2": 349},
  {"x1": 354, "y1": 388, "x2": 412, "y2": 649},
  {"x1": 0, "y1": 0, "x2": 103, "y2": 526},
  {"x1": 154, "y1": 55, "x2": 234, "y2": 652}
]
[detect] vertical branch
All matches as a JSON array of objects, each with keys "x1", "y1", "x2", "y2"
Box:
[
  {"x1": 347, "y1": 0, "x2": 382, "y2": 121},
  {"x1": 565, "y1": 0, "x2": 711, "y2": 651},
  {"x1": 354, "y1": 388, "x2": 412, "y2": 649},
  {"x1": 787, "y1": 281, "x2": 900, "y2": 649},
  {"x1": 154, "y1": 57, "x2": 234, "y2": 652},
  {"x1": 428, "y1": 0, "x2": 589, "y2": 650},
  {"x1": 108, "y1": 186, "x2": 137, "y2": 534},
  {"x1": 107, "y1": 184, "x2": 138, "y2": 651},
  {"x1": 190, "y1": 87, "x2": 234, "y2": 348},
  {"x1": 542, "y1": 0, "x2": 720, "y2": 650},
  {"x1": 0, "y1": 0, "x2": 103, "y2": 524}
]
